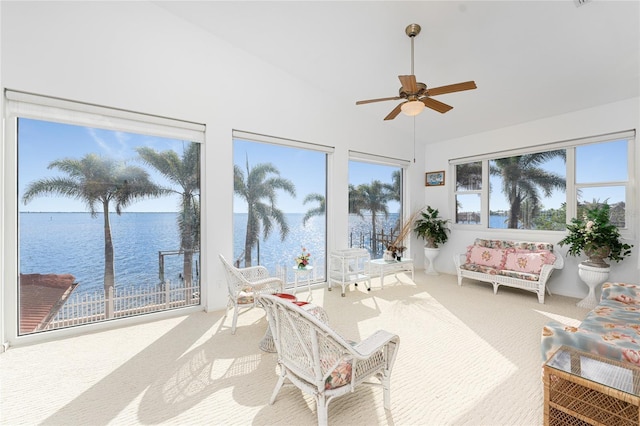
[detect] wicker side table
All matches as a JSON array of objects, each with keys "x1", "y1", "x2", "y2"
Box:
[{"x1": 543, "y1": 345, "x2": 640, "y2": 425}]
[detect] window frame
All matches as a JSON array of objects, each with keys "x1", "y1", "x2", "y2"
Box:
[
  {"x1": 348, "y1": 151, "x2": 410, "y2": 257},
  {"x1": 3, "y1": 90, "x2": 206, "y2": 348},
  {"x1": 449, "y1": 130, "x2": 636, "y2": 238},
  {"x1": 232, "y1": 130, "x2": 333, "y2": 287}
]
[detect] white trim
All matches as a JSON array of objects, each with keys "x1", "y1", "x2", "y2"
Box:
[
  {"x1": 233, "y1": 129, "x2": 334, "y2": 154},
  {"x1": 5, "y1": 89, "x2": 205, "y2": 143},
  {"x1": 448, "y1": 129, "x2": 635, "y2": 165},
  {"x1": 349, "y1": 150, "x2": 411, "y2": 167}
]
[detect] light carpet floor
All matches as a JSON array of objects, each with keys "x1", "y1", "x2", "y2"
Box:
[{"x1": 0, "y1": 271, "x2": 589, "y2": 425}]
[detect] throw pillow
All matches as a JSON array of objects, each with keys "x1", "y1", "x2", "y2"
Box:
[
  {"x1": 504, "y1": 250, "x2": 556, "y2": 274},
  {"x1": 466, "y1": 245, "x2": 506, "y2": 268}
]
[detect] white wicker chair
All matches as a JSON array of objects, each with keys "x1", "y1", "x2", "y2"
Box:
[
  {"x1": 257, "y1": 293, "x2": 400, "y2": 426},
  {"x1": 219, "y1": 254, "x2": 283, "y2": 334}
]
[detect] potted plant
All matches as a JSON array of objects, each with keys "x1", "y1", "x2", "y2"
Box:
[
  {"x1": 558, "y1": 203, "x2": 633, "y2": 268},
  {"x1": 413, "y1": 206, "x2": 450, "y2": 274},
  {"x1": 383, "y1": 211, "x2": 421, "y2": 261}
]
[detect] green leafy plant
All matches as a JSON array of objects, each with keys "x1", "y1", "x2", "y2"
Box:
[
  {"x1": 558, "y1": 203, "x2": 633, "y2": 265},
  {"x1": 413, "y1": 206, "x2": 450, "y2": 248}
]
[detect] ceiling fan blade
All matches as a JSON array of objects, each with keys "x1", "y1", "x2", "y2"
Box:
[
  {"x1": 422, "y1": 97, "x2": 453, "y2": 114},
  {"x1": 427, "y1": 81, "x2": 477, "y2": 97},
  {"x1": 384, "y1": 102, "x2": 404, "y2": 120},
  {"x1": 356, "y1": 96, "x2": 402, "y2": 105},
  {"x1": 398, "y1": 75, "x2": 417, "y2": 93}
]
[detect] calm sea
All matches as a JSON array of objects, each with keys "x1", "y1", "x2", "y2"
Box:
[
  {"x1": 20, "y1": 212, "x2": 187, "y2": 297},
  {"x1": 20, "y1": 211, "x2": 506, "y2": 296}
]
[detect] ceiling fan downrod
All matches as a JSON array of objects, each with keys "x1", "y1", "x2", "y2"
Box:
[{"x1": 405, "y1": 23, "x2": 421, "y2": 76}]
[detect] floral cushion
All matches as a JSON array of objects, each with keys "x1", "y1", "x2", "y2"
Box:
[
  {"x1": 497, "y1": 269, "x2": 539, "y2": 282},
  {"x1": 474, "y1": 238, "x2": 554, "y2": 252},
  {"x1": 466, "y1": 245, "x2": 507, "y2": 268},
  {"x1": 503, "y1": 249, "x2": 556, "y2": 274},
  {"x1": 236, "y1": 289, "x2": 254, "y2": 304},
  {"x1": 459, "y1": 262, "x2": 500, "y2": 275},
  {"x1": 323, "y1": 338, "x2": 357, "y2": 390},
  {"x1": 324, "y1": 359, "x2": 352, "y2": 389},
  {"x1": 541, "y1": 282, "x2": 640, "y2": 365}
]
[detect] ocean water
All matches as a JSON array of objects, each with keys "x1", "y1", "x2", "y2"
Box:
[
  {"x1": 20, "y1": 212, "x2": 191, "y2": 297},
  {"x1": 20, "y1": 212, "x2": 401, "y2": 296},
  {"x1": 232, "y1": 212, "x2": 400, "y2": 278}
]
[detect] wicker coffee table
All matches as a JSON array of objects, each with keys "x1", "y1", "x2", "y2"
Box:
[{"x1": 543, "y1": 345, "x2": 640, "y2": 425}]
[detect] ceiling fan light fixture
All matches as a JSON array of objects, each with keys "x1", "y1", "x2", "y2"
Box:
[{"x1": 401, "y1": 100, "x2": 425, "y2": 116}]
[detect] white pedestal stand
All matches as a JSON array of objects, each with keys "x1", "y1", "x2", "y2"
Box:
[
  {"x1": 577, "y1": 263, "x2": 610, "y2": 309},
  {"x1": 292, "y1": 265, "x2": 314, "y2": 301},
  {"x1": 424, "y1": 247, "x2": 440, "y2": 276}
]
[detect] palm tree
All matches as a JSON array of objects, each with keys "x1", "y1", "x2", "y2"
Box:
[
  {"x1": 136, "y1": 143, "x2": 200, "y2": 298},
  {"x1": 350, "y1": 180, "x2": 394, "y2": 255},
  {"x1": 490, "y1": 151, "x2": 566, "y2": 229},
  {"x1": 390, "y1": 170, "x2": 401, "y2": 202},
  {"x1": 302, "y1": 193, "x2": 325, "y2": 226},
  {"x1": 234, "y1": 156, "x2": 296, "y2": 267},
  {"x1": 22, "y1": 153, "x2": 165, "y2": 318}
]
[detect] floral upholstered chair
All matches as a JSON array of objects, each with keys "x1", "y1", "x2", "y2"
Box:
[
  {"x1": 257, "y1": 293, "x2": 400, "y2": 426},
  {"x1": 219, "y1": 254, "x2": 283, "y2": 334}
]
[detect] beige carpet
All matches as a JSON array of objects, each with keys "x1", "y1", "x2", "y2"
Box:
[{"x1": 0, "y1": 271, "x2": 588, "y2": 425}]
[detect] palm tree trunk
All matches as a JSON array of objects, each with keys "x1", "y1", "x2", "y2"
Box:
[
  {"x1": 244, "y1": 210, "x2": 256, "y2": 267},
  {"x1": 181, "y1": 196, "x2": 194, "y2": 302},
  {"x1": 371, "y1": 212, "x2": 378, "y2": 256},
  {"x1": 103, "y1": 200, "x2": 115, "y2": 318}
]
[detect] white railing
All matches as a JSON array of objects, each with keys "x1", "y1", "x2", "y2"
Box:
[{"x1": 44, "y1": 280, "x2": 200, "y2": 331}]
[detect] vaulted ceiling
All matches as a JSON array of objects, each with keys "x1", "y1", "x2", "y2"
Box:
[{"x1": 157, "y1": 1, "x2": 639, "y2": 144}]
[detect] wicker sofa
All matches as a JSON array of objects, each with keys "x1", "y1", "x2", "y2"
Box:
[
  {"x1": 541, "y1": 282, "x2": 640, "y2": 365},
  {"x1": 453, "y1": 238, "x2": 564, "y2": 303}
]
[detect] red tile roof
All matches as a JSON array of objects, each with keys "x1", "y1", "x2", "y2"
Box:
[{"x1": 20, "y1": 273, "x2": 78, "y2": 335}]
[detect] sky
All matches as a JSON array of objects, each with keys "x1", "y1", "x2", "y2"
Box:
[
  {"x1": 481, "y1": 139, "x2": 628, "y2": 212},
  {"x1": 19, "y1": 118, "x2": 627, "y2": 215},
  {"x1": 18, "y1": 118, "x2": 188, "y2": 212},
  {"x1": 233, "y1": 139, "x2": 401, "y2": 214}
]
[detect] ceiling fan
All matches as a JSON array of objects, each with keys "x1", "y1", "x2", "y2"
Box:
[{"x1": 356, "y1": 23, "x2": 477, "y2": 120}]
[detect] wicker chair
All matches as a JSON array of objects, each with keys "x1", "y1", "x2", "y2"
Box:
[
  {"x1": 219, "y1": 254, "x2": 283, "y2": 334},
  {"x1": 257, "y1": 293, "x2": 400, "y2": 426}
]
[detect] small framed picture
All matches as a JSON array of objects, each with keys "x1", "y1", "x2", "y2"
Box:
[{"x1": 425, "y1": 171, "x2": 445, "y2": 187}]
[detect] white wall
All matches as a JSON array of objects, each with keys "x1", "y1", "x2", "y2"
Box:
[
  {"x1": 0, "y1": 0, "x2": 425, "y2": 343},
  {"x1": 422, "y1": 97, "x2": 640, "y2": 298}
]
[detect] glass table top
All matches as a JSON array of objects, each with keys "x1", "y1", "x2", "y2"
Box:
[{"x1": 546, "y1": 345, "x2": 640, "y2": 397}]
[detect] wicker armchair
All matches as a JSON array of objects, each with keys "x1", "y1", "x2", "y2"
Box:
[
  {"x1": 257, "y1": 293, "x2": 400, "y2": 426},
  {"x1": 219, "y1": 254, "x2": 283, "y2": 334}
]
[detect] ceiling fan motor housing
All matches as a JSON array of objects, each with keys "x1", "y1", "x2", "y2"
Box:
[{"x1": 399, "y1": 82, "x2": 427, "y2": 99}]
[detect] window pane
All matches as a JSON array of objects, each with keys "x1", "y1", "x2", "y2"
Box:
[
  {"x1": 233, "y1": 139, "x2": 327, "y2": 286},
  {"x1": 456, "y1": 162, "x2": 482, "y2": 191},
  {"x1": 578, "y1": 186, "x2": 626, "y2": 228},
  {"x1": 456, "y1": 194, "x2": 481, "y2": 224},
  {"x1": 576, "y1": 140, "x2": 628, "y2": 183},
  {"x1": 18, "y1": 118, "x2": 201, "y2": 335},
  {"x1": 489, "y1": 150, "x2": 566, "y2": 229},
  {"x1": 348, "y1": 161, "x2": 402, "y2": 258}
]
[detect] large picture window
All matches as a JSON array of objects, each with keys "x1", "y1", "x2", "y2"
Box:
[
  {"x1": 452, "y1": 131, "x2": 634, "y2": 233},
  {"x1": 489, "y1": 150, "x2": 566, "y2": 230},
  {"x1": 232, "y1": 133, "x2": 329, "y2": 287},
  {"x1": 348, "y1": 158, "x2": 404, "y2": 258},
  {"x1": 8, "y1": 91, "x2": 204, "y2": 337}
]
